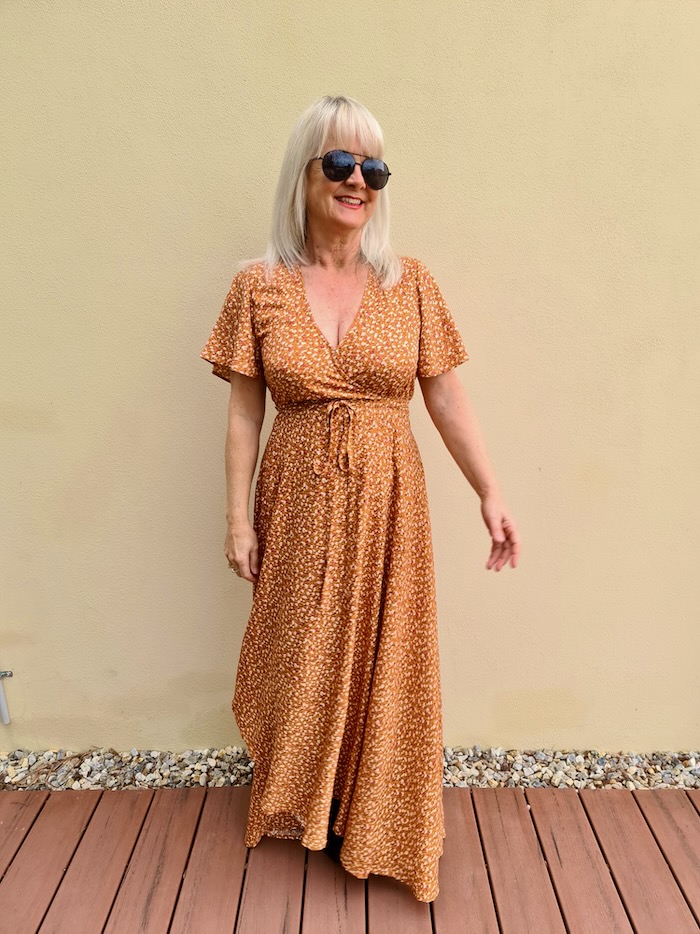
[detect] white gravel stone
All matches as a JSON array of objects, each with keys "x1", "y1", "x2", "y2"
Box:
[{"x1": 0, "y1": 745, "x2": 698, "y2": 792}]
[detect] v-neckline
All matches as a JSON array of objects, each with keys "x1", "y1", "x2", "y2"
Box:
[{"x1": 294, "y1": 263, "x2": 373, "y2": 353}]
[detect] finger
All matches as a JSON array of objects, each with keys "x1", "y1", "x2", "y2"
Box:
[
  {"x1": 497, "y1": 548, "x2": 510, "y2": 571},
  {"x1": 486, "y1": 542, "x2": 504, "y2": 568},
  {"x1": 245, "y1": 554, "x2": 259, "y2": 582},
  {"x1": 250, "y1": 544, "x2": 259, "y2": 576},
  {"x1": 492, "y1": 518, "x2": 521, "y2": 570},
  {"x1": 495, "y1": 537, "x2": 514, "y2": 571},
  {"x1": 499, "y1": 540, "x2": 521, "y2": 570},
  {"x1": 498, "y1": 534, "x2": 518, "y2": 570},
  {"x1": 505, "y1": 529, "x2": 521, "y2": 569},
  {"x1": 508, "y1": 538, "x2": 521, "y2": 568},
  {"x1": 486, "y1": 538, "x2": 506, "y2": 570},
  {"x1": 228, "y1": 552, "x2": 247, "y2": 577}
]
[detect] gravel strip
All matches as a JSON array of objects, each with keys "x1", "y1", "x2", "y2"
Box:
[{"x1": 2, "y1": 746, "x2": 698, "y2": 792}]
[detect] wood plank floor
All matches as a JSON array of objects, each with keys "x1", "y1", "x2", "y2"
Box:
[{"x1": 0, "y1": 785, "x2": 698, "y2": 933}]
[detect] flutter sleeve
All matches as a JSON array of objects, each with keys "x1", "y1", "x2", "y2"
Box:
[
  {"x1": 199, "y1": 269, "x2": 263, "y2": 381},
  {"x1": 415, "y1": 260, "x2": 470, "y2": 378}
]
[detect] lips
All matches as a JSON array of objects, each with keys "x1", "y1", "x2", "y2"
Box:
[{"x1": 335, "y1": 196, "x2": 363, "y2": 205}]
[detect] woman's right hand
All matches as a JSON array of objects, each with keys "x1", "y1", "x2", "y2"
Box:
[{"x1": 224, "y1": 522, "x2": 260, "y2": 583}]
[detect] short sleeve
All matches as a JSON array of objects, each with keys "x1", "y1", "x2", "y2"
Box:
[
  {"x1": 199, "y1": 270, "x2": 263, "y2": 381},
  {"x1": 415, "y1": 261, "x2": 470, "y2": 378}
]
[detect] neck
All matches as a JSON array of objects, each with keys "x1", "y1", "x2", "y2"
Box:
[{"x1": 303, "y1": 222, "x2": 364, "y2": 271}]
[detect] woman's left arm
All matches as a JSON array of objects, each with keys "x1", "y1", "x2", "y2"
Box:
[{"x1": 418, "y1": 370, "x2": 521, "y2": 571}]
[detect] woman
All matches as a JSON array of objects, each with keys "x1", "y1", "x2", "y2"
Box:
[{"x1": 200, "y1": 95, "x2": 520, "y2": 903}]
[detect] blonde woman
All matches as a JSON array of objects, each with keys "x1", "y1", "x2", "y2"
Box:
[{"x1": 200, "y1": 95, "x2": 520, "y2": 902}]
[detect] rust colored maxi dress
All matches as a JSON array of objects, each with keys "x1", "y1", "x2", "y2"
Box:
[{"x1": 199, "y1": 256, "x2": 469, "y2": 902}]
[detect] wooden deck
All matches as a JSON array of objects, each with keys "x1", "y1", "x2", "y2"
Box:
[{"x1": 0, "y1": 785, "x2": 698, "y2": 933}]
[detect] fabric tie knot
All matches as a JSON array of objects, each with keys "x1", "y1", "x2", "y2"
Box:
[{"x1": 313, "y1": 400, "x2": 356, "y2": 477}]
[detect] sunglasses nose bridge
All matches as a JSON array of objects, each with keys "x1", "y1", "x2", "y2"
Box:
[{"x1": 345, "y1": 161, "x2": 365, "y2": 186}]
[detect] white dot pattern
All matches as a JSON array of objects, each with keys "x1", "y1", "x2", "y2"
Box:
[{"x1": 200, "y1": 257, "x2": 469, "y2": 901}]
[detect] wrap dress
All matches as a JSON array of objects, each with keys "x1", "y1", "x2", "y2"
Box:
[{"x1": 199, "y1": 256, "x2": 469, "y2": 902}]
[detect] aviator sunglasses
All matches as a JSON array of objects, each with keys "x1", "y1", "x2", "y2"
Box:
[{"x1": 311, "y1": 149, "x2": 391, "y2": 190}]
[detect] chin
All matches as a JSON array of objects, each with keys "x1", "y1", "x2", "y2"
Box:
[{"x1": 333, "y1": 210, "x2": 369, "y2": 229}]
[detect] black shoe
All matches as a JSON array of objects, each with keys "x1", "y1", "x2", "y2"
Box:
[
  {"x1": 324, "y1": 796, "x2": 344, "y2": 863},
  {"x1": 325, "y1": 833, "x2": 343, "y2": 863}
]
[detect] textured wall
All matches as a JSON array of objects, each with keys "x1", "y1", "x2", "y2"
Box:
[{"x1": 1, "y1": 0, "x2": 698, "y2": 752}]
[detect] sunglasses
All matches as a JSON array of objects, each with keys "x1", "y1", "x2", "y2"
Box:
[{"x1": 311, "y1": 149, "x2": 391, "y2": 190}]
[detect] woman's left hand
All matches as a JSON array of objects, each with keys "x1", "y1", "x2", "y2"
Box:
[{"x1": 480, "y1": 491, "x2": 521, "y2": 571}]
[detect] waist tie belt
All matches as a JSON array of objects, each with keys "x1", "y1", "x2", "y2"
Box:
[
  {"x1": 314, "y1": 400, "x2": 355, "y2": 477},
  {"x1": 277, "y1": 398, "x2": 410, "y2": 478}
]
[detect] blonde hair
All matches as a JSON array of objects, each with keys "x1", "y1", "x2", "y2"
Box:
[{"x1": 244, "y1": 95, "x2": 402, "y2": 289}]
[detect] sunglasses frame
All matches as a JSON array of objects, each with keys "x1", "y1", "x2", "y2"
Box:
[{"x1": 311, "y1": 149, "x2": 391, "y2": 190}]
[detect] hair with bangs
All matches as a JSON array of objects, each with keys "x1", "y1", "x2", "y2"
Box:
[{"x1": 246, "y1": 95, "x2": 402, "y2": 289}]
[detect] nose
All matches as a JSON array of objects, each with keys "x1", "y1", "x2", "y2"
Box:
[{"x1": 346, "y1": 162, "x2": 365, "y2": 188}]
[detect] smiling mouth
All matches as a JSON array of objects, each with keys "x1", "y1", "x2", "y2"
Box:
[{"x1": 335, "y1": 196, "x2": 364, "y2": 205}]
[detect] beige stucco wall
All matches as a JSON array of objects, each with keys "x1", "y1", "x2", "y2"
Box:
[{"x1": 1, "y1": 1, "x2": 698, "y2": 754}]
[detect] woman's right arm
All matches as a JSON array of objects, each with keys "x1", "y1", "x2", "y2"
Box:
[{"x1": 224, "y1": 370, "x2": 267, "y2": 582}]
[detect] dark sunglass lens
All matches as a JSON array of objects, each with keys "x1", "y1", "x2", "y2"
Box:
[
  {"x1": 361, "y1": 159, "x2": 390, "y2": 190},
  {"x1": 322, "y1": 150, "x2": 355, "y2": 181}
]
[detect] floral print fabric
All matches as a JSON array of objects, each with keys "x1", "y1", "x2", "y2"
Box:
[{"x1": 200, "y1": 257, "x2": 469, "y2": 901}]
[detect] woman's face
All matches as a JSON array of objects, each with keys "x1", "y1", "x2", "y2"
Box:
[{"x1": 305, "y1": 137, "x2": 380, "y2": 237}]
